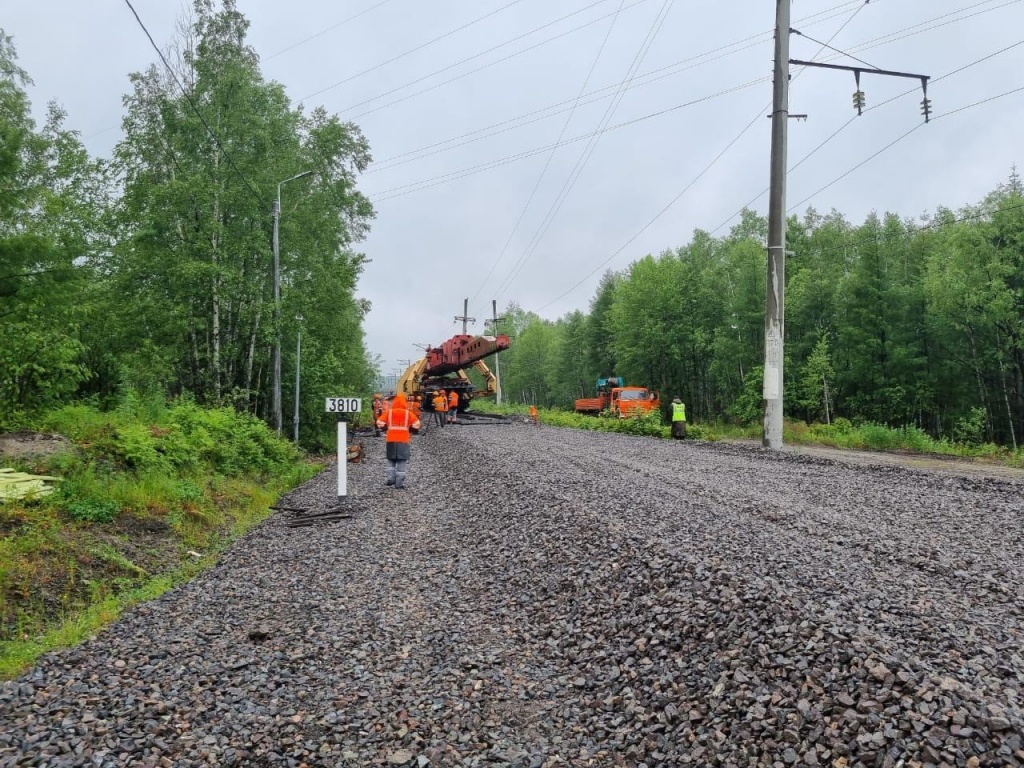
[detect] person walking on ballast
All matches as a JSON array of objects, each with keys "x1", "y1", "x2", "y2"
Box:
[
  {"x1": 433, "y1": 390, "x2": 447, "y2": 429},
  {"x1": 671, "y1": 397, "x2": 687, "y2": 439},
  {"x1": 376, "y1": 393, "x2": 421, "y2": 489}
]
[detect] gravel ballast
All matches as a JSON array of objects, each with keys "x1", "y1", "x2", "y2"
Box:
[{"x1": 2, "y1": 422, "x2": 1022, "y2": 767}]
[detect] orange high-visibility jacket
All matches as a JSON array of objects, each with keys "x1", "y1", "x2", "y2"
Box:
[
  {"x1": 434, "y1": 393, "x2": 448, "y2": 412},
  {"x1": 376, "y1": 394, "x2": 421, "y2": 443},
  {"x1": 448, "y1": 391, "x2": 459, "y2": 409}
]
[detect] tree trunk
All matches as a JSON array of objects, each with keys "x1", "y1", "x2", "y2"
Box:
[
  {"x1": 210, "y1": 153, "x2": 222, "y2": 403},
  {"x1": 966, "y1": 325, "x2": 991, "y2": 440},
  {"x1": 245, "y1": 310, "x2": 262, "y2": 412}
]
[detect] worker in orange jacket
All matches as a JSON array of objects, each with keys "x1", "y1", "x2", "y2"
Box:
[
  {"x1": 410, "y1": 395, "x2": 425, "y2": 433},
  {"x1": 433, "y1": 390, "x2": 448, "y2": 429},
  {"x1": 375, "y1": 393, "x2": 421, "y2": 489},
  {"x1": 447, "y1": 389, "x2": 459, "y2": 424}
]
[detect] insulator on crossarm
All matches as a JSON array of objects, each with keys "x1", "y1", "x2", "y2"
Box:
[
  {"x1": 921, "y1": 97, "x2": 932, "y2": 123},
  {"x1": 852, "y1": 90, "x2": 866, "y2": 115}
]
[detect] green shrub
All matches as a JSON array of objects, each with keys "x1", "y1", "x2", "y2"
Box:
[
  {"x1": 66, "y1": 498, "x2": 119, "y2": 524},
  {"x1": 953, "y1": 407, "x2": 987, "y2": 446}
]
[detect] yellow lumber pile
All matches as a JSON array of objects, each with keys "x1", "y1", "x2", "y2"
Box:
[{"x1": 0, "y1": 468, "x2": 59, "y2": 502}]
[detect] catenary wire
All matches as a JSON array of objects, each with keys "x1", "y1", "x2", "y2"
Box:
[
  {"x1": 375, "y1": 1, "x2": 1016, "y2": 204},
  {"x1": 493, "y1": 0, "x2": 676, "y2": 300},
  {"x1": 342, "y1": 0, "x2": 652, "y2": 118},
  {"x1": 346, "y1": 0, "x2": 880, "y2": 121},
  {"x1": 301, "y1": 0, "x2": 532, "y2": 101},
  {"x1": 362, "y1": 0, "x2": 1013, "y2": 133},
  {"x1": 368, "y1": 1, "x2": 868, "y2": 171},
  {"x1": 267, "y1": 0, "x2": 397, "y2": 60},
  {"x1": 123, "y1": 0, "x2": 266, "y2": 206},
  {"x1": 371, "y1": 0, "x2": 901, "y2": 188},
  {"x1": 469, "y1": 0, "x2": 628, "y2": 306},
  {"x1": 711, "y1": 36, "x2": 1024, "y2": 234},
  {"x1": 527, "y1": 0, "x2": 874, "y2": 312},
  {"x1": 79, "y1": 0, "x2": 869, "y2": 146},
  {"x1": 372, "y1": 78, "x2": 766, "y2": 200},
  {"x1": 788, "y1": 84, "x2": 1024, "y2": 211},
  {"x1": 791, "y1": 28, "x2": 881, "y2": 69}
]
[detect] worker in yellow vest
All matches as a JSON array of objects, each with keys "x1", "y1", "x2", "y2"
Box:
[{"x1": 671, "y1": 397, "x2": 686, "y2": 439}]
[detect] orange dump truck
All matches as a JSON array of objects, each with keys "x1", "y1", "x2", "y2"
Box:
[{"x1": 575, "y1": 377, "x2": 660, "y2": 418}]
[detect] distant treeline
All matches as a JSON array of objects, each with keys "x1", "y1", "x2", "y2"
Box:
[{"x1": 496, "y1": 175, "x2": 1024, "y2": 448}]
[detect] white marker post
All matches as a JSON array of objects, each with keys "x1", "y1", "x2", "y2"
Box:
[{"x1": 326, "y1": 397, "x2": 362, "y2": 498}]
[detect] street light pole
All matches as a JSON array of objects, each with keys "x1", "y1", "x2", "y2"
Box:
[
  {"x1": 272, "y1": 170, "x2": 314, "y2": 436},
  {"x1": 293, "y1": 313, "x2": 303, "y2": 444}
]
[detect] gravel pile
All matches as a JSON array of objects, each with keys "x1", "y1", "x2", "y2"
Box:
[{"x1": 2, "y1": 423, "x2": 1022, "y2": 767}]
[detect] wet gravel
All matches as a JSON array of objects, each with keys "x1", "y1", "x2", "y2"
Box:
[{"x1": 2, "y1": 422, "x2": 1023, "y2": 767}]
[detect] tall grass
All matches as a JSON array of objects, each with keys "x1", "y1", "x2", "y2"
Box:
[{"x1": 0, "y1": 397, "x2": 318, "y2": 679}]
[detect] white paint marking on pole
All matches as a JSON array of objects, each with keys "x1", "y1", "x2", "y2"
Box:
[
  {"x1": 337, "y1": 421, "x2": 347, "y2": 497},
  {"x1": 763, "y1": 325, "x2": 782, "y2": 400}
]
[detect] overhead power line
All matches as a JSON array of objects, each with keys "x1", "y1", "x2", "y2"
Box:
[
  {"x1": 534, "y1": 86, "x2": 1024, "y2": 317},
  {"x1": 789, "y1": 84, "x2": 1024, "y2": 212},
  {"x1": 493, "y1": 0, "x2": 676, "y2": 301},
  {"x1": 367, "y1": 0, "x2": 1014, "y2": 167},
  {"x1": 341, "y1": 0, "x2": 651, "y2": 118},
  {"x1": 341, "y1": 0, "x2": 867, "y2": 124},
  {"x1": 528, "y1": 0, "x2": 874, "y2": 313},
  {"x1": 368, "y1": 0, "x2": 912, "y2": 178},
  {"x1": 301, "y1": 0, "x2": 532, "y2": 101},
  {"x1": 711, "y1": 37, "x2": 1024, "y2": 234},
  {"x1": 267, "y1": 0, "x2": 397, "y2": 60},
  {"x1": 368, "y1": 7, "x2": 775, "y2": 174},
  {"x1": 469, "y1": 0, "x2": 628, "y2": 306},
  {"x1": 372, "y1": 78, "x2": 767, "y2": 201},
  {"x1": 123, "y1": 0, "x2": 266, "y2": 206}
]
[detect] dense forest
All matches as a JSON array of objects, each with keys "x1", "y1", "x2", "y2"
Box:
[
  {"x1": 0, "y1": 2, "x2": 375, "y2": 446},
  {"x1": 496, "y1": 180, "x2": 1024, "y2": 449}
]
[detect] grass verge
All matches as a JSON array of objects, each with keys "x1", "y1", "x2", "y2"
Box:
[{"x1": 0, "y1": 396, "x2": 319, "y2": 679}]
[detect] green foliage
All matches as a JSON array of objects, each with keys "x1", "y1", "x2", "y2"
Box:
[
  {"x1": 726, "y1": 366, "x2": 764, "y2": 425},
  {"x1": 953, "y1": 407, "x2": 988, "y2": 447},
  {"x1": 42, "y1": 399, "x2": 299, "y2": 477},
  {"x1": 494, "y1": 172, "x2": 1024, "y2": 454},
  {"x1": 0, "y1": 397, "x2": 318, "y2": 678},
  {"x1": 66, "y1": 498, "x2": 119, "y2": 524}
]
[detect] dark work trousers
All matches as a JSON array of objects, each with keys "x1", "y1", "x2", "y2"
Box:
[
  {"x1": 435, "y1": 410, "x2": 446, "y2": 428},
  {"x1": 385, "y1": 442, "x2": 411, "y2": 488},
  {"x1": 671, "y1": 420, "x2": 687, "y2": 439}
]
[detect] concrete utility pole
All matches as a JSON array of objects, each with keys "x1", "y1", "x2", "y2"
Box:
[
  {"x1": 272, "y1": 169, "x2": 314, "y2": 436},
  {"x1": 762, "y1": 0, "x2": 791, "y2": 450},
  {"x1": 489, "y1": 300, "x2": 507, "y2": 405},
  {"x1": 760, "y1": 15, "x2": 930, "y2": 449},
  {"x1": 454, "y1": 298, "x2": 476, "y2": 335}
]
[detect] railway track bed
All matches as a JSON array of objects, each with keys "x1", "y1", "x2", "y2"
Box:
[{"x1": 2, "y1": 424, "x2": 1022, "y2": 766}]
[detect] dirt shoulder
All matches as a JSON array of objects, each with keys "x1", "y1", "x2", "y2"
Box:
[{"x1": 723, "y1": 437, "x2": 1024, "y2": 480}]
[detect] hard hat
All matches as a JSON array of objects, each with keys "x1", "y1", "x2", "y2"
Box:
[{"x1": 672, "y1": 397, "x2": 681, "y2": 403}]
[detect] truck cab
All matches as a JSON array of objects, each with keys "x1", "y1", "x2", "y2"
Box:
[{"x1": 610, "y1": 387, "x2": 660, "y2": 418}]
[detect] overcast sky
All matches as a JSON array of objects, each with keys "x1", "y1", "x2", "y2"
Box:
[{"x1": 5, "y1": 0, "x2": 1023, "y2": 375}]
